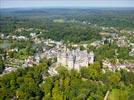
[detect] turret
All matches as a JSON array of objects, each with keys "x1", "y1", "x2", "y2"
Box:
[{"x1": 89, "y1": 51, "x2": 94, "y2": 64}]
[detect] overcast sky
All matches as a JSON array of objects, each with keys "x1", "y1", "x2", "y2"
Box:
[{"x1": 0, "y1": 0, "x2": 134, "y2": 8}]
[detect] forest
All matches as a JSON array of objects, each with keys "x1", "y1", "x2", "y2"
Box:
[
  {"x1": 0, "y1": 60, "x2": 134, "y2": 100},
  {"x1": 1, "y1": 8, "x2": 134, "y2": 33},
  {"x1": 1, "y1": 43, "x2": 134, "y2": 100}
]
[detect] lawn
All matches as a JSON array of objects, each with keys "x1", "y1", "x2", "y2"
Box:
[{"x1": 108, "y1": 89, "x2": 128, "y2": 100}]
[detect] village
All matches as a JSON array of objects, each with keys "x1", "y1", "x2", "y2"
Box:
[{"x1": 0, "y1": 27, "x2": 134, "y2": 76}]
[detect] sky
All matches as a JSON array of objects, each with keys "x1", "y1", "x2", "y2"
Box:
[{"x1": 0, "y1": 0, "x2": 134, "y2": 8}]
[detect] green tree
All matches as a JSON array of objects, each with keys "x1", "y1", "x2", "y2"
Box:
[{"x1": 0, "y1": 57, "x2": 4, "y2": 74}]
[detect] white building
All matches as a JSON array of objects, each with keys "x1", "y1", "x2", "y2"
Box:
[
  {"x1": 57, "y1": 49, "x2": 94, "y2": 71},
  {"x1": 129, "y1": 48, "x2": 134, "y2": 57},
  {"x1": 3, "y1": 67, "x2": 17, "y2": 73},
  {"x1": 116, "y1": 36, "x2": 129, "y2": 47}
]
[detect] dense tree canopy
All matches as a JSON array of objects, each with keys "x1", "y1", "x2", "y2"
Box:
[{"x1": 0, "y1": 62, "x2": 134, "y2": 100}]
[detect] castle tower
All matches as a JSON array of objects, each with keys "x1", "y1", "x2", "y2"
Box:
[
  {"x1": 88, "y1": 51, "x2": 94, "y2": 64},
  {"x1": 67, "y1": 54, "x2": 74, "y2": 70}
]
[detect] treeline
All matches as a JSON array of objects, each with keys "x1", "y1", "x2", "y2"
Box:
[
  {"x1": 0, "y1": 8, "x2": 134, "y2": 44},
  {"x1": 0, "y1": 8, "x2": 134, "y2": 33},
  {"x1": 0, "y1": 61, "x2": 134, "y2": 100}
]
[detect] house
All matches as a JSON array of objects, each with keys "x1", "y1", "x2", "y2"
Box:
[
  {"x1": 117, "y1": 64, "x2": 126, "y2": 70},
  {"x1": 0, "y1": 34, "x2": 4, "y2": 39},
  {"x1": 3, "y1": 67, "x2": 17, "y2": 73},
  {"x1": 24, "y1": 56, "x2": 34, "y2": 67},
  {"x1": 34, "y1": 53, "x2": 41, "y2": 64},
  {"x1": 116, "y1": 36, "x2": 129, "y2": 47},
  {"x1": 18, "y1": 36, "x2": 27, "y2": 40},
  {"x1": 102, "y1": 60, "x2": 116, "y2": 71},
  {"x1": 30, "y1": 32, "x2": 36, "y2": 37},
  {"x1": 90, "y1": 41, "x2": 101, "y2": 47},
  {"x1": 129, "y1": 48, "x2": 134, "y2": 57}
]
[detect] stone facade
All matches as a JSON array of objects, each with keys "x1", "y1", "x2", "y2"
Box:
[{"x1": 57, "y1": 49, "x2": 94, "y2": 71}]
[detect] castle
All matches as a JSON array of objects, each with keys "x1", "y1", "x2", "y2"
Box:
[{"x1": 57, "y1": 49, "x2": 94, "y2": 71}]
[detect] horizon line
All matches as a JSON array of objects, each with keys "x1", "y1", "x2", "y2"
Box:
[{"x1": 1, "y1": 6, "x2": 134, "y2": 9}]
